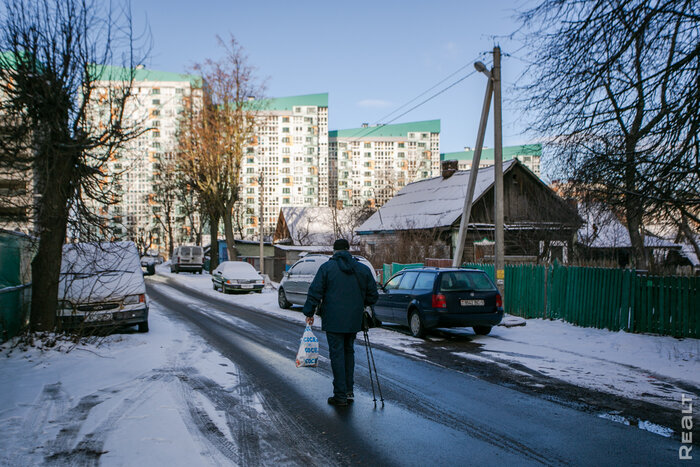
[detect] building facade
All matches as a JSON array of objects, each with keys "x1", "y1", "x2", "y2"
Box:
[
  {"x1": 441, "y1": 144, "x2": 542, "y2": 177},
  {"x1": 240, "y1": 93, "x2": 328, "y2": 239},
  {"x1": 90, "y1": 66, "x2": 202, "y2": 252},
  {"x1": 329, "y1": 120, "x2": 440, "y2": 208}
]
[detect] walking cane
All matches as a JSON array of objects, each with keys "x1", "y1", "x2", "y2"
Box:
[{"x1": 362, "y1": 311, "x2": 384, "y2": 407}]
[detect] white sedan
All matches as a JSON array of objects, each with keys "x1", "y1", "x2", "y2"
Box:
[{"x1": 211, "y1": 261, "x2": 265, "y2": 294}]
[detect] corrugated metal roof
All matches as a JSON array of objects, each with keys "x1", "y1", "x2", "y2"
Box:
[
  {"x1": 329, "y1": 119, "x2": 440, "y2": 139},
  {"x1": 357, "y1": 159, "x2": 517, "y2": 233}
]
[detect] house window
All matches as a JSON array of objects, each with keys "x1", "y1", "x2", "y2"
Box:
[
  {"x1": 152, "y1": 99, "x2": 160, "y2": 105},
  {"x1": 152, "y1": 88, "x2": 160, "y2": 95},
  {"x1": 364, "y1": 142, "x2": 371, "y2": 148}
]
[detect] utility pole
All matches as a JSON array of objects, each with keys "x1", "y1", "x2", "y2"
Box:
[
  {"x1": 452, "y1": 65, "x2": 493, "y2": 267},
  {"x1": 258, "y1": 170, "x2": 264, "y2": 275},
  {"x1": 493, "y1": 46, "x2": 505, "y2": 297}
]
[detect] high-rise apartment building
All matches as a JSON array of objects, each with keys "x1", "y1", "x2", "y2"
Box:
[
  {"x1": 329, "y1": 120, "x2": 440, "y2": 208},
  {"x1": 441, "y1": 144, "x2": 542, "y2": 177},
  {"x1": 240, "y1": 93, "x2": 328, "y2": 239},
  {"x1": 90, "y1": 66, "x2": 201, "y2": 250}
]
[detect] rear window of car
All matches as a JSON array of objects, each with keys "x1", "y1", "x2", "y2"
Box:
[
  {"x1": 398, "y1": 271, "x2": 419, "y2": 290},
  {"x1": 180, "y1": 246, "x2": 191, "y2": 255},
  {"x1": 192, "y1": 247, "x2": 203, "y2": 256},
  {"x1": 413, "y1": 272, "x2": 436, "y2": 290},
  {"x1": 439, "y1": 271, "x2": 496, "y2": 292}
]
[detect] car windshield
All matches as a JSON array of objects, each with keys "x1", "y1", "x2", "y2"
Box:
[{"x1": 439, "y1": 271, "x2": 496, "y2": 292}]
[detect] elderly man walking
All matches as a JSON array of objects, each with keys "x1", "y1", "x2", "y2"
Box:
[{"x1": 303, "y1": 239, "x2": 378, "y2": 406}]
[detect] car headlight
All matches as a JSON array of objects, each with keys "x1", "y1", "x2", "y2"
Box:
[
  {"x1": 226, "y1": 279, "x2": 240, "y2": 285},
  {"x1": 124, "y1": 294, "x2": 146, "y2": 305}
]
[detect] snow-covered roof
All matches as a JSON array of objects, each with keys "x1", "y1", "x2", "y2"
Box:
[
  {"x1": 577, "y1": 204, "x2": 681, "y2": 249},
  {"x1": 357, "y1": 160, "x2": 516, "y2": 233}
]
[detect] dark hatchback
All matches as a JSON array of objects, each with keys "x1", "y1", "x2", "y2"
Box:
[{"x1": 375, "y1": 268, "x2": 503, "y2": 338}]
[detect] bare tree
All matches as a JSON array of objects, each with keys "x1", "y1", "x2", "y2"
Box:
[
  {"x1": 0, "y1": 0, "x2": 146, "y2": 331},
  {"x1": 150, "y1": 156, "x2": 178, "y2": 258},
  {"x1": 176, "y1": 34, "x2": 265, "y2": 269},
  {"x1": 518, "y1": 0, "x2": 700, "y2": 269}
]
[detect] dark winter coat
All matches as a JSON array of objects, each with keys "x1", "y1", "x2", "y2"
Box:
[{"x1": 302, "y1": 250, "x2": 378, "y2": 333}]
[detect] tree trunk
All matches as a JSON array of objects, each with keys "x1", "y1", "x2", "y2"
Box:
[
  {"x1": 30, "y1": 155, "x2": 72, "y2": 332},
  {"x1": 222, "y1": 201, "x2": 238, "y2": 261},
  {"x1": 209, "y1": 212, "x2": 220, "y2": 272},
  {"x1": 624, "y1": 141, "x2": 648, "y2": 269}
]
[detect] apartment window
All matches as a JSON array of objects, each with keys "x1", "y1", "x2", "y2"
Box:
[
  {"x1": 282, "y1": 127, "x2": 290, "y2": 133},
  {"x1": 364, "y1": 152, "x2": 371, "y2": 158},
  {"x1": 152, "y1": 99, "x2": 160, "y2": 105},
  {"x1": 247, "y1": 157, "x2": 254, "y2": 163},
  {"x1": 398, "y1": 143, "x2": 405, "y2": 148},
  {"x1": 364, "y1": 181, "x2": 371, "y2": 186},
  {"x1": 282, "y1": 188, "x2": 290, "y2": 194},
  {"x1": 282, "y1": 157, "x2": 290, "y2": 163},
  {"x1": 283, "y1": 198, "x2": 290, "y2": 204},
  {"x1": 282, "y1": 116, "x2": 289, "y2": 122},
  {"x1": 282, "y1": 177, "x2": 290, "y2": 183},
  {"x1": 175, "y1": 88, "x2": 183, "y2": 94},
  {"x1": 152, "y1": 121, "x2": 160, "y2": 127},
  {"x1": 247, "y1": 188, "x2": 254, "y2": 194},
  {"x1": 364, "y1": 142, "x2": 371, "y2": 148},
  {"x1": 363, "y1": 162, "x2": 370, "y2": 167},
  {"x1": 282, "y1": 137, "x2": 290, "y2": 143},
  {"x1": 152, "y1": 88, "x2": 160, "y2": 95},
  {"x1": 152, "y1": 142, "x2": 161, "y2": 148},
  {"x1": 152, "y1": 109, "x2": 160, "y2": 116},
  {"x1": 151, "y1": 130, "x2": 160, "y2": 138}
]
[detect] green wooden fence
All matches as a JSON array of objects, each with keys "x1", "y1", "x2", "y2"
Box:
[{"x1": 464, "y1": 262, "x2": 699, "y2": 338}]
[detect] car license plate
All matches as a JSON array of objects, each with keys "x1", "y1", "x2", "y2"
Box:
[
  {"x1": 241, "y1": 284, "x2": 253, "y2": 289},
  {"x1": 85, "y1": 313, "x2": 112, "y2": 322},
  {"x1": 461, "y1": 299, "x2": 484, "y2": 306}
]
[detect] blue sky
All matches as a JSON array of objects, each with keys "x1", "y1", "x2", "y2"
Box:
[{"x1": 132, "y1": 0, "x2": 532, "y2": 153}]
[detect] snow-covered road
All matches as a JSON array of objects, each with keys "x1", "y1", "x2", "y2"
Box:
[{"x1": 0, "y1": 266, "x2": 697, "y2": 465}]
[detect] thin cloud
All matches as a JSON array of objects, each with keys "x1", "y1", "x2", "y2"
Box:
[{"x1": 357, "y1": 99, "x2": 392, "y2": 109}]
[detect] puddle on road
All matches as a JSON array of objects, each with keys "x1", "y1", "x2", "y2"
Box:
[{"x1": 598, "y1": 412, "x2": 674, "y2": 438}]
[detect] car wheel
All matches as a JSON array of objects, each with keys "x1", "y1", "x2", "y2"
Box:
[
  {"x1": 473, "y1": 325, "x2": 492, "y2": 335},
  {"x1": 278, "y1": 288, "x2": 292, "y2": 309},
  {"x1": 409, "y1": 310, "x2": 426, "y2": 338},
  {"x1": 137, "y1": 321, "x2": 149, "y2": 333}
]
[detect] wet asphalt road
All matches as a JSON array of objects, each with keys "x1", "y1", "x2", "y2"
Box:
[{"x1": 147, "y1": 279, "x2": 683, "y2": 466}]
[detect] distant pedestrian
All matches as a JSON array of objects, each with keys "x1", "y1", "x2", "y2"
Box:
[{"x1": 303, "y1": 239, "x2": 378, "y2": 406}]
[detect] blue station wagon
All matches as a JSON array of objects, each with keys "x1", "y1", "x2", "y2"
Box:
[{"x1": 375, "y1": 268, "x2": 503, "y2": 337}]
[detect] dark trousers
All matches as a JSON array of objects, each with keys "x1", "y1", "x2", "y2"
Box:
[{"x1": 326, "y1": 331, "x2": 356, "y2": 399}]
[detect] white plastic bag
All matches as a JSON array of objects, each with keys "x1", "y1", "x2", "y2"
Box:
[{"x1": 295, "y1": 325, "x2": 319, "y2": 368}]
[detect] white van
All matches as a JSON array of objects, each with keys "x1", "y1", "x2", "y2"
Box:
[
  {"x1": 56, "y1": 241, "x2": 149, "y2": 332},
  {"x1": 170, "y1": 245, "x2": 204, "y2": 274}
]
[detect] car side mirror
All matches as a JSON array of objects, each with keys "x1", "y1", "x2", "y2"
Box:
[{"x1": 283, "y1": 271, "x2": 289, "y2": 277}]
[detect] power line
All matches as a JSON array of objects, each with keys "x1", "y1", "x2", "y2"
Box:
[{"x1": 341, "y1": 56, "x2": 485, "y2": 140}]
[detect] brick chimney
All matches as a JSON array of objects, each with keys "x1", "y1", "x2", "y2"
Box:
[{"x1": 441, "y1": 160, "x2": 459, "y2": 179}]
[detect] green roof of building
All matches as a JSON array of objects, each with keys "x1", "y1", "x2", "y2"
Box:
[
  {"x1": 90, "y1": 64, "x2": 201, "y2": 85},
  {"x1": 441, "y1": 144, "x2": 542, "y2": 162},
  {"x1": 329, "y1": 119, "x2": 440, "y2": 139},
  {"x1": 257, "y1": 93, "x2": 328, "y2": 110}
]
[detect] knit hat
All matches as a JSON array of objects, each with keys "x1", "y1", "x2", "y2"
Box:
[{"x1": 333, "y1": 238, "x2": 350, "y2": 251}]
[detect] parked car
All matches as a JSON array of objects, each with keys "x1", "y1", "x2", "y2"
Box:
[
  {"x1": 212, "y1": 261, "x2": 265, "y2": 293},
  {"x1": 170, "y1": 245, "x2": 204, "y2": 274},
  {"x1": 56, "y1": 241, "x2": 149, "y2": 332},
  {"x1": 278, "y1": 254, "x2": 377, "y2": 309},
  {"x1": 140, "y1": 255, "x2": 156, "y2": 275},
  {"x1": 374, "y1": 267, "x2": 503, "y2": 338}
]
